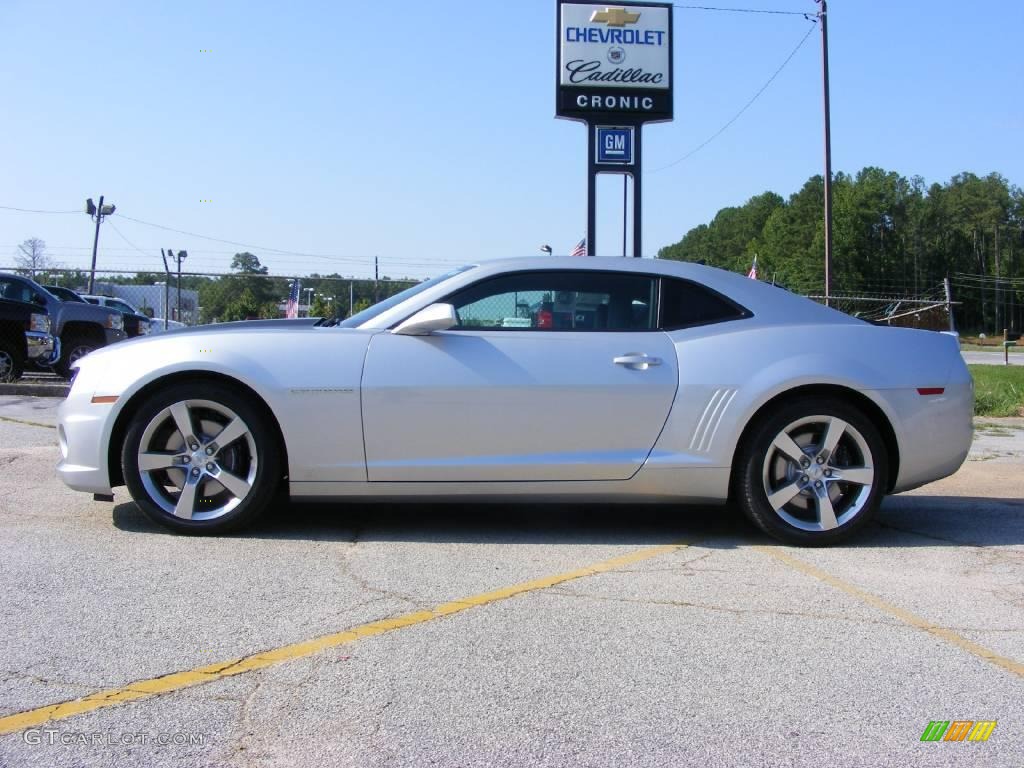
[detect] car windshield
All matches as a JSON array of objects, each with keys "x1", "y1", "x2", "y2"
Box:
[
  {"x1": 338, "y1": 265, "x2": 476, "y2": 328},
  {"x1": 43, "y1": 285, "x2": 84, "y2": 303},
  {"x1": 109, "y1": 299, "x2": 137, "y2": 314}
]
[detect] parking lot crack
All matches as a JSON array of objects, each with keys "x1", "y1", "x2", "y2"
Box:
[
  {"x1": 0, "y1": 669, "x2": 96, "y2": 691},
  {"x1": 544, "y1": 589, "x2": 903, "y2": 627}
]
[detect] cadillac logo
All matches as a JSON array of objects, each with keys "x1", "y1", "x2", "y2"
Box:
[{"x1": 607, "y1": 46, "x2": 626, "y2": 64}]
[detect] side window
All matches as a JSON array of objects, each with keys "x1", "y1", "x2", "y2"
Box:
[
  {"x1": 658, "y1": 278, "x2": 749, "y2": 330},
  {"x1": 0, "y1": 279, "x2": 35, "y2": 304},
  {"x1": 446, "y1": 271, "x2": 657, "y2": 331}
]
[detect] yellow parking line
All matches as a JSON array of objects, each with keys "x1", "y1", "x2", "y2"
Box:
[
  {"x1": 0, "y1": 540, "x2": 690, "y2": 735},
  {"x1": 756, "y1": 546, "x2": 1024, "y2": 678}
]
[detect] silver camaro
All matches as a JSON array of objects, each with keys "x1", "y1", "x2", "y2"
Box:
[{"x1": 56, "y1": 257, "x2": 973, "y2": 545}]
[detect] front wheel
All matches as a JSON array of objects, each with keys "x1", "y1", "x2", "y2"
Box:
[
  {"x1": 54, "y1": 334, "x2": 101, "y2": 379},
  {"x1": 121, "y1": 383, "x2": 282, "y2": 534},
  {"x1": 0, "y1": 338, "x2": 23, "y2": 382},
  {"x1": 734, "y1": 397, "x2": 888, "y2": 546}
]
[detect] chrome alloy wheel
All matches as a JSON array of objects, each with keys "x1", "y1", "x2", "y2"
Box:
[
  {"x1": 761, "y1": 415, "x2": 875, "y2": 532},
  {"x1": 136, "y1": 399, "x2": 258, "y2": 521}
]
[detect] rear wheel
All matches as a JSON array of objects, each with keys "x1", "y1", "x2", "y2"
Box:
[
  {"x1": 121, "y1": 383, "x2": 281, "y2": 534},
  {"x1": 0, "y1": 338, "x2": 23, "y2": 382},
  {"x1": 734, "y1": 397, "x2": 888, "y2": 546}
]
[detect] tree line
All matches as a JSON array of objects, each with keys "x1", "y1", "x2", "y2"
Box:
[{"x1": 657, "y1": 168, "x2": 1024, "y2": 334}]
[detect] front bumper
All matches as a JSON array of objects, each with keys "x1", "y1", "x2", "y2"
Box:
[
  {"x1": 25, "y1": 331, "x2": 55, "y2": 362},
  {"x1": 103, "y1": 328, "x2": 127, "y2": 345},
  {"x1": 56, "y1": 378, "x2": 117, "y2": 495}
]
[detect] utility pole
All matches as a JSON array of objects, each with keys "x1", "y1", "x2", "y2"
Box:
[
  {"x1": 349, "y1": 280, "x2": 354, "y2": 318},
  {"x1": 169, "y1": 249, "x2": 188, "y2": 323},
  {"x1": 816, "y1": 0, "x2": 833, "y2": 306},
  {"x1": 160, "y1": 249, "x2": 172, "y2": 330},
  {"x1": 85, "y1": 196, "x2": 116, "y2": 294},
  {"x1": 374, "y1": 256, "x2": 379, "y2": 304}
]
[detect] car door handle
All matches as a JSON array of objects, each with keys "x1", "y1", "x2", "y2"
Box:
[{"x1": 613, "y1": 354, "x2": 662, "y2": 369}]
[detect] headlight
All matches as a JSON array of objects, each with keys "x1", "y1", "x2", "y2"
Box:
[
  {"x1": 138, "y1": 319, "x2": 152, "y2": 335},
  {"x1": 29, "y1": 313, "x2": 51, "y2": 333},
  {"x1": 106, "y1": 313, "x2": 124, "y2": 330}
]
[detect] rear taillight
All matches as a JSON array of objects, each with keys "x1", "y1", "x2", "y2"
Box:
[{"x1": 537, "y1": 310, "x2": 553, "y2": 329}]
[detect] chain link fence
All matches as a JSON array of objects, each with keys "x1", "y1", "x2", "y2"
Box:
[
  {"x1": 804, "y1": 284, "x2": 956, "y2": 332},
  {"x1": 0, "y1": 265, "x2": 966, "y2": 385},
  {"x1": 5, "y1": 268, "x2": 418, "y2": 328}
]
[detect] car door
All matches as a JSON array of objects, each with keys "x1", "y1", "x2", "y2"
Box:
[{"x1": 360, "y1": 270, "x2": 678, "y2": 482}]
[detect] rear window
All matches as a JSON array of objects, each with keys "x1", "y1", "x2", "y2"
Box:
[{"x1": 658, "y1": 277, "x2": 750, "y2": 330}]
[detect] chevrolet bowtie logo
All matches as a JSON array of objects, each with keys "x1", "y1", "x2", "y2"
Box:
[{"x1": 590, "y1": 7, "x2": 641, "y2": 26}]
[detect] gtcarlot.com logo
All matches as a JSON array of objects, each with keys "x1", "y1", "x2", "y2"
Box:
[
  {"x1": 23, "y1": 729, "x2": 205, "y2": 746},
  {"x1": 920, "y1": 720, "x2": 997, "y2": 742}
]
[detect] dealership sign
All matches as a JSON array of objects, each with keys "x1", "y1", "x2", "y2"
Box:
[{"x1": 556, "y1": 1, "x2": 673, "y2": 122}]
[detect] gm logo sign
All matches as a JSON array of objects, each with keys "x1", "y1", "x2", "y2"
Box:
[{"x1": 596, "y1": 126, "x2": 634, "y2": 165}]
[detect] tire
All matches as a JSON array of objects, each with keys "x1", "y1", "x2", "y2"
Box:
[
  {"x1": 734, "y1": 397, "x2": 888, "y2": 546},
  {"x1": 54, "y1": 333, "x2": 101, "y2": 379},
  {"x1": 121, "y1": 382, "x2": 282, "y2": 534},
  {"x1": 0, "y1": 338, "x2": 23, "y2": 383}
]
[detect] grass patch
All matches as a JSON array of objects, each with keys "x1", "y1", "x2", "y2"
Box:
[{"x1": 969, "y1": 365, "x2": 1024, "y2": 417}]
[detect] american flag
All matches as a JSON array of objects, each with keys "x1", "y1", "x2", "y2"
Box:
[
  {"x1": 747, "y1": 255, "x2": 758, "y2": 280},
  {"x1": 570, "y1": 238, "x2": 587, "y2": 257},
  {"x1": 285, "y1": 279, "x2": 300, "y2": 319}
]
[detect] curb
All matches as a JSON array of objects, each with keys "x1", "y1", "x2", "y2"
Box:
[{"x1": 0, "y1": 383, "x2": 70, "y2": 398}]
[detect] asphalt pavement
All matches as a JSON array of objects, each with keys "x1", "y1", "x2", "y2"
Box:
[
  {"x1": 962, "y1": 350, "x2": 1023, "y2": 366},
  {"x1": 0, "y1": 396, "x2": 1021, "y2": 767}
]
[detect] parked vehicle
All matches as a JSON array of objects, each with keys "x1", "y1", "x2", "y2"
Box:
[
  {"x1": 78, "y1": 294, "x2": 152, "y2": 338},
  {"x1": 147, "y1": 318, "x2": 186, "y2": 333},
  {"x1": 0, "y1": 296, "x2": 58, "y2": 382},
  {"x1": 0, "y1": 273, "x2": 126, "y2": 379},
  {"x1": 56, "y1": 257, "x2": 973, "y2": 545}
]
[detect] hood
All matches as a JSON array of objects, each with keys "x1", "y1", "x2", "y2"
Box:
[{"x1": 155, "y1": 317, "x2": 326, "y2": 335}]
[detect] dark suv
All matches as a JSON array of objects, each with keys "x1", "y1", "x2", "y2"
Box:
[
  {"x1": 0, "y1": 273, "x2": 126, "y2": 379},
  {"x1": 0, "y1": 296, "x2": 58, "y2": 382},
  {"x1": 76, "y1": 293, "x2": 152, "y2": 338}
]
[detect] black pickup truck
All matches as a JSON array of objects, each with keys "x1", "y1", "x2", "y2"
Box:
[
  {"x1": 0, "y1": 272, "x2": 126, "y2": 379},
  {"x1": 0, "y1": 296, "x2": 58, "y2": 382}
]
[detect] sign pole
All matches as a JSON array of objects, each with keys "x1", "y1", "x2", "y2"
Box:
[
  {"x1": 632, "y1": 129, "x2": 642, "y2": 258},
  {"x1": 587, "y1": 129, "x2": 598, "y2": 256}
]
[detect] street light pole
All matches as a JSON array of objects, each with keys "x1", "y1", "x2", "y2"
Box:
[
  {"x1": 85, "y1": 195, "x2": 116, "y2": 294},
  {"x1": 172, "y1": 250, "x2": 188, "y2": 323},
  {"x1": 304, "y1": 287, "x2": 314, "y2": 316}
]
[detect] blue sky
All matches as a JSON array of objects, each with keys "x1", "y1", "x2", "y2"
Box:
[{"x1": 1, "y1": 0, "x2": 1021, "y2": 279}]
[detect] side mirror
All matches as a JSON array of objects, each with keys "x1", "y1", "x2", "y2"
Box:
[
  {"x1": 393, "y1": 303, "x2": 457, "y2": 336},
  {"x1": 33, "y1": 294, "x2": 48, "y2": 306}
]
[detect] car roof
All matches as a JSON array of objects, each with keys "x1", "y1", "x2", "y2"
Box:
[{"x1": 357, "y1": 257, "x2": 857, "y2": 329}]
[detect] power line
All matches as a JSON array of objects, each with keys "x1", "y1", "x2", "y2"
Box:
[
  {"x1": 648, "y1": 19, "x2": 817, "y2": 173},
  {"x1": 0, "y1": 205, "x2": 80, "y2": 214},
  {"x1": 106, "y1": 219, "x2": 155, "y2": 259},
  {"x1": 673, "y1": 4, "x2": 811, "y2": 16},
  {"x1": 113, "y1": 213, "x2": 369, "y2": 264}
]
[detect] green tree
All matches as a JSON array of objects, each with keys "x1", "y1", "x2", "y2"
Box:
[{"x1": 657, "y1": 167, "x2": 1024, "y2": 333}]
